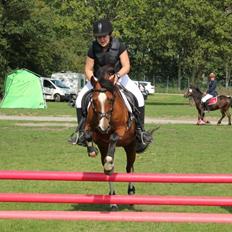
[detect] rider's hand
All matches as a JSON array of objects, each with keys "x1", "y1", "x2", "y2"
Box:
[{"x1": 109, "y1": 74, "x2": 118, "y2": 85}]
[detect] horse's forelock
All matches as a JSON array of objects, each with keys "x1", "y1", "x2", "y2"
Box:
[
  {"x1": 99, "y1": 78, "x2": 115, "y2": 92},
  {"x1": 96, "y1": 65, "x2": 115, "y2": 80},
  {"x1": 96, "y1": 65, "x2": 115, "y2": 93}
]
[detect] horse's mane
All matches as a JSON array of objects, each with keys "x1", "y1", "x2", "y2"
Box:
[
  {"x1": 190, "y1": 84, "x2": 203, "y2": 94},
  {"x1": 96, "y1": 65, "x2": 116, "y2": 93}
]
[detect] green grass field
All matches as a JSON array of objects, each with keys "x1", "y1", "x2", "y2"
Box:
[{"x1": 0, "y1": 94, "x2": 232, "y2": 231}]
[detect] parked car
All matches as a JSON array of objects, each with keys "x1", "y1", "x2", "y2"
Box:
[
  {"x1": 138, "y1": 81, "x2": 155, "y2": 94},
  {"x1": 41, "y1": 77, "x2": 76, "y2": 102}
]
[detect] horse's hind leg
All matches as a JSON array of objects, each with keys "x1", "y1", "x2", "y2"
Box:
[
  {"x1": 127, "y1": 167, "x2": 135, "y2": 196},
  {"x1": 124, "y1": 145, "x2": 136, "y2": 196},
  {"x1": 108, "y1": 181, "x2": 118, "y2": 211},
  {"x1": 225, "y1": 110, "x2": 231, "y2": 125},
  {"x1": 217, "y1": 110, "x2": 226, "y2": 125}
]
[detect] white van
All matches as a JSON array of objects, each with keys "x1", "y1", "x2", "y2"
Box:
[
  {"x1": 51, "y1": 72, "x2": 86, "y2": 94},
  {"x1": 41, "y1": 77, "x2": 75, "y2": 102}
]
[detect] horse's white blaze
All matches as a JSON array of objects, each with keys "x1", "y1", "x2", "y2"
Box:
[
  {"x1": 98, "y1": 92, "x2": 108, "y2": 130},
  {"x1": 189, "y1": 88, "x2": 193, "y2": 93}
]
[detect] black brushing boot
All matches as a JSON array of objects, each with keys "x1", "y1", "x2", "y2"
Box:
[{"x1": 135, "y1": 106, "x2": 153, "y2": 153}]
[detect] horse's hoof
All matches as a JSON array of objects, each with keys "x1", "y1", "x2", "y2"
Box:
[
  {"x1": 128, "y1": 185, "x2": 135, "y2": 195},
  {"x1": 87, "y1": 147, "x2": 98, "y2": 157},
  {"x1": 104, "y1": 156, "x2": 114, "y2": 172},
  {"x1": 110, "y1": 204, "x2": 118, "y2": 211},
  {"x1": 104, "y1": 162, "x2": 114, "y2": 172},
  {"x1": 88, "y1": 152, "x2": 97, "y2": 157},
  {"x1": 197, "y1": 119, "x2": 206, "y2": 125}
]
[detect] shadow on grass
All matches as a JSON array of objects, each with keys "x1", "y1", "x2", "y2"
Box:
[
  {"x1": 71, "y1": 204, "x2": 143, "y2": 212},
  {"x1": 221, "y1": 206, "x2": 232, "y2": 213},
  {"x1": 146, "y1": 102, "x2": 190, "y2": 106}
]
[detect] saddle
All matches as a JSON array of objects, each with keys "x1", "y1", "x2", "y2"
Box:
[
  {"x1": 206, "y1": 96, "x2": 217, "y2": 106},
  {"x1": 117, "y1": 85, "x2": 138, "y2": 113},
  {"x1": 81, "y1": 90, "x2": 93, "y2": 117}
]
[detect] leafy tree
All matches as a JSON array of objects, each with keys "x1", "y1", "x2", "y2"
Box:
[{"x1": 0, "y1": 0, "x2": 231, "y2": 93}]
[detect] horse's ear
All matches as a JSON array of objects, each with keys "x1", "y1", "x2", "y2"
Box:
[{"x1": 90, "y1": 75, "x2": 98, "y2": 87}]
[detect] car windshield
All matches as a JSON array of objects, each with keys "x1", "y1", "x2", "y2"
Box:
[{"x1": 51, "y1": 80, "x2": 69, "y2": 88}]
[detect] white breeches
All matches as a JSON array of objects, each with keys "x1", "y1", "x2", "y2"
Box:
[
  {"x1": 201, "y1": 94, "x2": 213, "y2": 103},
  {"x1": 75, "y1": 74, "x2": 144, "y2": 108}
]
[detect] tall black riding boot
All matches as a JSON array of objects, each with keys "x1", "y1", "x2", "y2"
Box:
[
  {"x1": 68, "y1": 108, "x2": 86, "y2": 146},
  {"x1": 135, "y1": 106, "x2": 153, "y2": 153}
]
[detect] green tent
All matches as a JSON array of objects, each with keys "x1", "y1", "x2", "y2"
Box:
[{"x1": 0, "y1": 69, "x2": 46, "y2": 109}]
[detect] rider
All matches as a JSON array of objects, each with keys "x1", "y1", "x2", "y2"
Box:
[
  {"x1": 201, "y1": 72, "x2": 218, "y2": 111},
  {"x1": 69, "y1": 19, "x2": 152, "y2": 152}
]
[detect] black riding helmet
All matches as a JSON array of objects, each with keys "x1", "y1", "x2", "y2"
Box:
[{"x1": 93, "y1": 19, "x2": 113, "y2": 37}]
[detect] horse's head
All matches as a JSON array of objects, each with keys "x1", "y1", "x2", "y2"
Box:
[
  {"x1": 96, "y1": 64, "x2": 115, "y2": 82},
  {"x1": 90, "y1": 67, "x2": 116, "y2": 133},
  {"x1": 184, "y1": 86, "x2": 193, "y2": 98},
  {"x1": 184, "y1": 85, "x2": 202, "y2": 98}
]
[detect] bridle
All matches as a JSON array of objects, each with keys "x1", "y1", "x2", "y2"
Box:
[{"x1": 91, "y1": 87, "x2": 115, "y2": 122}]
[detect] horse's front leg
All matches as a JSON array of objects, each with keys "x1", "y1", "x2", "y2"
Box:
[
  {"x1": 103, "y1": 133, "x2": 119, "y2": 175},
  {"x1": 196, "y1": 107, "x2": 206, "y2": 125},
  {"x1": 84, "y1": 131, "x2": 98, "y2": 157}
]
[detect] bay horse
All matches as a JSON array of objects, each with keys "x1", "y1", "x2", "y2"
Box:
[
  {"x1": 83, "y1": 65, "x2": 156, "y2": 209},
  {"x1": 184, "y1": 85, "x2": 232, "y2": 125}
]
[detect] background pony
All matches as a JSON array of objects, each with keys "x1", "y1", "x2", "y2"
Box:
[{"x1": 184, "y1": 85, "x2": 232, "y2": 125}]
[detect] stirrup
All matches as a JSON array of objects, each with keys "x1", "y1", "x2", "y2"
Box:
[
  {"x1": 136, "y1": 128, "x2": 153, "y2": 145},
  {"x1": 68, "y1": 131, "x2": 86, "y2": 146},
  {"x1": 68, "y1": 132, "x2": 78, "y2": 144},
  {"x1": 135, "y1": 128, "x2": 153, "y2": 153}
]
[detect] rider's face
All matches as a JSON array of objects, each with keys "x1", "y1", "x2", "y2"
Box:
[{"x1": 96, "y1": 35, "x2": 110, "y2": 47}]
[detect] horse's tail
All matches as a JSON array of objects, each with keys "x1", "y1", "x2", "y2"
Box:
[{"x1": 230, "y1": 97, "x2": 232, "y2": 108}]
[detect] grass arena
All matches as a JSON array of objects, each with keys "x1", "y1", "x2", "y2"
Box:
[{"x1": 0, "y1": 94, "x2": 232, "y2": 231}]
